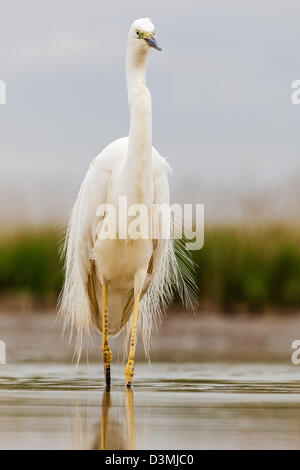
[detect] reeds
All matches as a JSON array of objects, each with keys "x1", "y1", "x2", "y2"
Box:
[{"x1": 0, "y1": 224, "x2": 300, "y2": 312}]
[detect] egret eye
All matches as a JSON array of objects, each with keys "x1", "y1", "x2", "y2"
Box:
[{"x1": 136, "y1": 31, "x2": 139, "y2": 36}]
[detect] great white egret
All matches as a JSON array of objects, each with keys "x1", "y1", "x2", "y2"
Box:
[{"x1": 59, "y1": 18, "x2": 197, "y2": 388}]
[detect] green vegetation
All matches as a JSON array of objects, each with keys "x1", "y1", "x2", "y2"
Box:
[
  {"x1": 193, "y1": 224, "x2": 300, "y2": 311},
  {"x1": 0, "y1": 228, "x2": 62, "y2": 307},
  {"x1": 0, "y1": 224, "x2": 300, "y2": 312}
]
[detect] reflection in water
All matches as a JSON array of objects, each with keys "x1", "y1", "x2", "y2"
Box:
[
  {"x1": 91, "y1": 389, "x2": 136, "y2": 450},
  {"x1": 3, "y1": 363, "x2": 300, "y2": 449}
]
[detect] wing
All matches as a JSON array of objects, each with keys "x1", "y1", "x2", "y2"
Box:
[
  {"x1": 73, "y1": 159, "x2": 109, "y2": 287},
  {"x1": 136, "y1": 151, "x2": 174, "y2": 356},
  {"x1": 140, "y1": 149, "x2": 199, "y2": 357},
  {"x1": 145, "y1": 150, "x2": 171, "y2": 288},
  {"x1": 115, "y1": 150, "x2": 172, "y2": 348},
  {"x1": 58, "y1": 138, "x2": 128, "y2": 357}
]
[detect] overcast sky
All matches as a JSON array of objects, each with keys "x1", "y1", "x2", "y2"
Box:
[{"x1": 0, "y1": 0, "x2": 299, "y2": 225}]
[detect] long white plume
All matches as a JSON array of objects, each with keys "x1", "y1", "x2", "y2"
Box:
[
  {"x1": 139, "y1": 213, "x2": 199, "y2": 358},
  {"x1": 58, "y1": 201, "x2": 199, "y2": 362}
]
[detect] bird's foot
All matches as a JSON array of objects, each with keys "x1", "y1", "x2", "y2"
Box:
[{"x1": 125, "y1": 359, "x2": 134, "y2": 388}]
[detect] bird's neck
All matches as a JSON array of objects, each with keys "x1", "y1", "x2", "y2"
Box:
[{"x1": 122, "y1": 47, "x2": 153, "y2": 205}]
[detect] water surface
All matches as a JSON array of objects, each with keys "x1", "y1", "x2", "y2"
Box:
[{"x1": 1, "y1": 362, "x2": 300, "y2": 449}]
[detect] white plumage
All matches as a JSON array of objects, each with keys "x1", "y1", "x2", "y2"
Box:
[{"x1": 59, "y1": 18, "x2": 197, "y2": 386}]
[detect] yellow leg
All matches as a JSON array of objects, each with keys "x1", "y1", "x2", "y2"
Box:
[
  {"x1": 125, "y1": 292, "x2": 140, "y2": 387},
  {"x1": 102, "y1": 283, "x2": 112, "y2": 389}
]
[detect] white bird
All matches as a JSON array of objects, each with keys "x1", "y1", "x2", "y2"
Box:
[{"x1": 59, "y1": 18, "x2": 197, "y2": 388}]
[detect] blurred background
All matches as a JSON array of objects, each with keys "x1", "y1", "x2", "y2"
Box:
[{"x1": 1, "y1": 0, "x2": 300, "y2": 362}]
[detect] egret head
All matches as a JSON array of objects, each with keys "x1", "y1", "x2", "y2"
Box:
[{"x1": 128, "y1": 18, "x2": 162, "y2": 53}]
